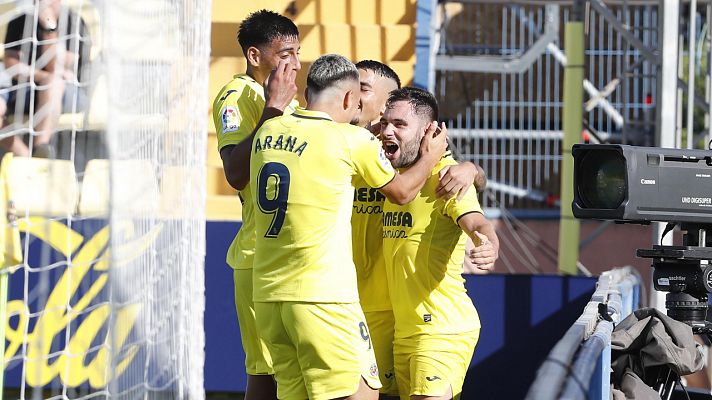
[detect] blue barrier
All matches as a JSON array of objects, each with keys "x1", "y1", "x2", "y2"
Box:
[
  {"x1": 526, "y1": 267, "x2": 641, "y2": 400},
  {"x1": 10, "y1": 219, "x2": 599, "y2": 397}
]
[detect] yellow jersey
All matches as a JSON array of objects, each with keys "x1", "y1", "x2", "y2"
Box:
[
  {"x1": 212, "y1": 74, "x2": 297, "y2": 270},
  {"x1": 352, "y1": 176, "x2": 391, "y2": 312},
  {"x1": 382, "y1": 153, "x2": 482, "y2": 338},
  {"x1": 250, "y1": 108, "x2": 396, "y2": 303}
]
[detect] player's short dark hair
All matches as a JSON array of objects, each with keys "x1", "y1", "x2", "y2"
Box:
[
  {"x1": 237, "y1": 10, "x2": 299, "y2": 55},
  {"x1": 386, "y1": 87, "x2": 439, "y2": 121},
  {"x1": 355, "y1": 60, "x2": 401, "y2": 89},
  {"x1": 307, "y1": 54, "x2": 359, "y2": 94}
]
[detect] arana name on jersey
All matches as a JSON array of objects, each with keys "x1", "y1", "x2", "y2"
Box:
[{"x1": 254, "y1": 134, "x2": 308, "y2": 156}]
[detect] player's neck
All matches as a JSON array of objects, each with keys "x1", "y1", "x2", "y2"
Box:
[
  {"x1": 305, "y1": 100, "x2": 340, "y2": 122},
  {"x1": 245, "y1": 66, "x2": 268, "y2": 87}
]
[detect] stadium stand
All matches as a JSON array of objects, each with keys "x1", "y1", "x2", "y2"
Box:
[
  {"x1": 9, "y1": 156, "x2": 78, "y2": 216},
  {"x1": 78, "y1": 159, "x2": 160, "y2": 217},
  {"x1": 206, "y1": 0, "x2": 417, "y2": 220},
  {"x1": 0, "y1": 0, "x2": 417, "y2": 221}
]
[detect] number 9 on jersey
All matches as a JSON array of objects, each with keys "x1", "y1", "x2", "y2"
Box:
[{"x1": 256, "y1": 162, "x2": 291, "y2": 238}]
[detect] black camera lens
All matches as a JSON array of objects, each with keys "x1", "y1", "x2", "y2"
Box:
[{"x1": 578, "y1": 150, "x2": 626, "y2": 209}]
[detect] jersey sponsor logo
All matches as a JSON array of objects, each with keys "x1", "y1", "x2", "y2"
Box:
[
  {"x1": 221, "y1": 105, "x2": 239, "y2": 133},
  {"x1": 353, "y1": 204, "x2": 383, "y2": 215},
  {"x1": 354, "y1": 187, "x2": 386, "y2": 203},
  {"x1": 383, "y1": 211, "x2": 413, "y2": 227},
  {"x1": 383, "y1": 211, "x2": 412, "y2": 239},
  {"x1": 383, "y1": 229, "x2": 407, "y2": 238},
  {"x1": 254, "y1": 134, "x2": 308, "y2": 156},
  {"x1": 425, "y1": 375, "x2": 441, "y2": 381},
  {"x1": 423, "y1": 314, "x2": 432, "y2": 322}
]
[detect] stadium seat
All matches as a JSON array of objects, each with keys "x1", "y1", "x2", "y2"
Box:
[
  {"x1": 77, "y1": 159, "x2": 107, "y2": 216},
  {"x1": 290, "y1": 0, "x2": 317, "y2": 24},
  {"x1": 8, "y1": 157, "x2": 79, "y2": 216},
  {"x1": 109, "y1": 1, "x2": 180, "y2": 62},
  {"x1": 352, "y1": 25, "x2": 382, "y2": 62},
  {"x1": 207, "y1": 133, "x2": 222, "y2": 168},
  {"x1": 349, "y1": 0, "x2": 377, "y2": 25},
  {"x1": 318, "y1": 0, "x2": 347, "y2": 24},
  {"x1": 320, "y1": 24, "x2": 352, "y2": 59},
  {"x1": 54, "y1": 73, "x2": 107, "y2": 131},
  {"x1": 381, "y1": 24, "x2": 415, "y2": 62},
  {"x1": 206, "y1": 194, "x2": 242, "y2": 221},
  {"x1": 160, "y1": 166, "x2": 203, "y2": 218},
  {"x1": 379, "y1": 0, "x2": 416, "y2": 25},
  {"x1": 206, "y1": 165, "x2": 235, "y2": 196},
  {"x1": 78, "y1": 159, "x2": 159, "y2": 216},
  {"x1": 388, "y1": 61, "x2": 415, "y2": 86},
  {"x1": 212, "y1": 0, "x2": 254, "y2": 23},
  {"x1": 297, "y1": 24, "x2": 321, "y2": 62},
  {"x1": 212, "y1": 0, "x2": 315, "y2": 24},
  {"x1": 209, "y1": 56, "x2": 248, "y2": 104},
  {"x1": 211, "y1": 22, "x2": 241, "y2": 58}
]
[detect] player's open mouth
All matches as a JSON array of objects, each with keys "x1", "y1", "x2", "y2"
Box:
[{"x1": 383, "y1": 140, "x2": 399, "y2": 160}]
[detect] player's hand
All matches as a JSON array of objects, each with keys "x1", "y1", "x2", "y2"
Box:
[
  {"x1": 264, "y1": 58, "x2": 298, "y2": 112},
  {"x1": 419, "y1": 121, "x2": 448, "y2": 164},
  {"x1": 436, "y1": 162, "x2": 477, "y2": 201},
  {"x1": 467, "y1": 231, "x2": 497, "y2": 273}
]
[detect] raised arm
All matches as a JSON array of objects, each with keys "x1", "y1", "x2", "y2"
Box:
[
  {"x1": 457, "y1": 212, "x2": 499, "y2": 273},
  {"x1": 220, "y1": 59, "x2": 297, "y2": 190},
  {"x1": 379, "y1": 122, "x2": 448, "y2": 205}
]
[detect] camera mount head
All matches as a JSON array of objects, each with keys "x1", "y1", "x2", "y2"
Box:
[{"x1": 638, "y1": 223, "x2": 712, "y2": 334}]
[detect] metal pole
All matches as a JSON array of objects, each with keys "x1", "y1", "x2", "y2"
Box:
[
  {"x1": 415, "y1": 0, "x2": 438, "y2": 91},
  {"x1": 658, "y1": 0, "x2": 680, "y2": 148},
  {"x1": 652, "y1": 0, "x2": 680, "y2": 309},
  {"x1": 688, "y1": 0, "x2": 698, "y2": 149},
  {"x1": 558, "y1": 0, "x2": 584, "y2": 275},
  {"x1": 708, "y1": 3, "x2": 712, "y2": 147}
]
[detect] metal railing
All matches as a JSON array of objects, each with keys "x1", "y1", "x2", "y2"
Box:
[
  {"x1": 432, "y1": 1, "x2": 659, "y2": 209},
  {"x1": 525, "y1": 267, "x2": 641, "y2": 400}
]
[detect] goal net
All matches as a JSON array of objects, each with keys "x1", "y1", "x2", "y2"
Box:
[{"x1": 0, "y1": 0, "x2": 210, "y2": 398}]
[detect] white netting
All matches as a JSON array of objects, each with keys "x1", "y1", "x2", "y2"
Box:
[{"x1": 0, "y1": 0, "x2": 210, "y2": 398}]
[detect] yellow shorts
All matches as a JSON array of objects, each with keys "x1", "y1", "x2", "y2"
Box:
[
  {"x1": 233, "y1": 269, "x2": 273, "y2": 375},
  {"x1": 364, "y1": 309, "x2": 398, "y2": 396},
  {"x1": 394, "y1": 330, "x2": 479, "y2": 400},
  {"x1": 255, "y1": 301, "x2": 382, "y2": 400}
]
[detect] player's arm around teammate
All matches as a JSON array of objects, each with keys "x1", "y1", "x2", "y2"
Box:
[{"x1": 435, "y1": 162, "x2": 486, "y2": 201}]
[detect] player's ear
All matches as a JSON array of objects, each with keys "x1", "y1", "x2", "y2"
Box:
[
  {"x1": 246, "y1": 46, "x2": 260, "y2": 67},
  {"x1": 343, "y1": 89, "x2": 354, "y2": 112},
  {"x1": 304, "y1": 87, "x2": 310, "y2": 103}
]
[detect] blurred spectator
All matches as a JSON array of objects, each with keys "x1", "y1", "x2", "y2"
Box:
[{"x1": 1, "y1": 0, "x2": 88, "y2": 157}]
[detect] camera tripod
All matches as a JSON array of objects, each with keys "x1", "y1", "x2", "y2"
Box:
[{"x1": 637, "y1": 224, "x2": 712, "y2": 400}]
